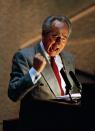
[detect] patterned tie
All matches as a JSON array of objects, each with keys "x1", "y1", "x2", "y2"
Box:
[{"x1": 50, "y1": 57, "x2": 64, "y2": 96}]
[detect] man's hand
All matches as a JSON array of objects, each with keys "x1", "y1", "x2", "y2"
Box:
[{"x1": 33, "y1": 53, "x2": 47, "y2": 73}]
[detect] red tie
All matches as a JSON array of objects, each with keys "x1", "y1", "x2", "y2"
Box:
[{"x1": 50, "y1": 57, "x2": 64, "y2": 96}]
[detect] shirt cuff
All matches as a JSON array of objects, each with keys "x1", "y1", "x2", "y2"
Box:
[{"x1": 29, "y1": 67, "x2": 41, "y2": 84}]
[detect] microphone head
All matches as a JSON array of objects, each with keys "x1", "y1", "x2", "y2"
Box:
[
  {"x1": 60, "y1": 68, "x2": 72, "y2": 93},
  {"x1": 69, "y1": 71, "x2": 82, "y2": 90}
]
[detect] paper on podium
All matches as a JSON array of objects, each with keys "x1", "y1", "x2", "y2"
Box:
[{"x1": 56, "y1": 93, "x2": 81, "y2": 103}]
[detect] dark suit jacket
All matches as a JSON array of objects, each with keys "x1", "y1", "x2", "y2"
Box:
[{"x1": 8, "y1": 42, "x2": 80, "y2": 102}]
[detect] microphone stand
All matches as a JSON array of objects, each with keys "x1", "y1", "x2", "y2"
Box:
[
  {"x1": 60, "y1": 68, "x2": 77, "y2": 103},
  {"x1": 66, "y1": 85, "x2": 77, "y2": 104}
]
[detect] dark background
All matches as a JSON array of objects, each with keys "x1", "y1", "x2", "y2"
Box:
[{"x1": 0, "y1": 0, "x2": 95, "y2": 130}]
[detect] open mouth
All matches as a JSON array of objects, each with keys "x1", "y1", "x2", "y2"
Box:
[{"x1": 49, "y1": 45, "x2": 59, "y2": 52}]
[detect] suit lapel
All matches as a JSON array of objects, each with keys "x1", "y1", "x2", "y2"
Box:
[
  {"x1": 36, "y1": 43, "x2": 61, "y2": 96},
  {"x1": 42, "y1": 62, "x2": 61, "y2": 96}
]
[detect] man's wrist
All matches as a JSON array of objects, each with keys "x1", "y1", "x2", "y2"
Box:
[{"x1": 29, "y1": 67, "x2": 41, "y2": 84}]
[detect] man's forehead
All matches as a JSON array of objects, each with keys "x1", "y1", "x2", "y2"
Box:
[
  {"x1": 50, "y1": 20, "x2": 69, "y2": 35},
  {"x1": 52, "y1": 20, "x2": 66, "y2": 28}
]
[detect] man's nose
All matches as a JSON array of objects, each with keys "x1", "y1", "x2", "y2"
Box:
[{"x1": 56, "y1": 37, "x2": 61, "y2": 42}]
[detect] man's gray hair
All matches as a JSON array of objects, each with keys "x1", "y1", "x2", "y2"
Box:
[{"x1": 42, "y1": 15, "x2": 72, "y2": 37}]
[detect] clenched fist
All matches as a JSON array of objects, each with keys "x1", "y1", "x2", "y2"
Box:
[{"x1": 33, "y1": 53, "x2": 47, "y2": 73}]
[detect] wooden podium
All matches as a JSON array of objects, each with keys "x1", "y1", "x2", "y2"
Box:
[
  {"x1": 19, "y1": 98, "x2": 81, "y2": 131},
  {"x1": 19, "y1": 83, "x2": 95, "y2": 131}
]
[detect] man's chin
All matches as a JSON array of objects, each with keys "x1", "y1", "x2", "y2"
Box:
[{"x1": 48, "y1": 51, "x2": 60, "y2": 57}]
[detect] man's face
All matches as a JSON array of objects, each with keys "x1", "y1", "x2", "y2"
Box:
[{"x1": 42, "y1": 20, "x2": 69, "y2": 57}]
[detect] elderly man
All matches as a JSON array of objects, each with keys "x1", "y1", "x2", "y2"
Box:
[
  {"x1": 8, "y1": 15, "x2": 82, "y2": 131},
  {"x1": 8, "y1": 15, "x2": 81, "y2": 102}
]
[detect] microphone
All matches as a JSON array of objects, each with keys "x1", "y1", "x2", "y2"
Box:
[
  {"x1": 69, "y1": 71, "x2": 82, "y2": 90},
  {"x1": 60, "y1": 68, "x2": 72, "y2": 94}
]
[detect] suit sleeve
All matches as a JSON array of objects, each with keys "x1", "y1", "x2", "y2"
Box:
[{"x1": 8, "y1": 51, "x2": 37, "y2": 102}]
